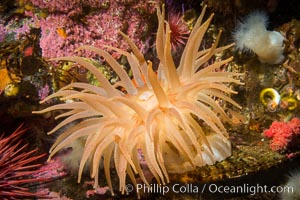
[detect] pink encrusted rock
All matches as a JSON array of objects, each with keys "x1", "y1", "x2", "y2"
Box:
[
  {"x1": 38, "y1": 83, "x2": 50, "y2": 101},
  {"x1": 33, "y1": 157, "x2": 67, "y2": 179},
  {"x1": 25, "y1": 0, "x2": 86, "y2": 13},
  {"x1": 23, "y1": 0, "x2": 161, "y2": 59},
  {"x1": 0, "y1": 23, "x2": 6, "y2": 42},
  {"x1": 86, "y1": 186, "x2": 110, "y2": 198}
]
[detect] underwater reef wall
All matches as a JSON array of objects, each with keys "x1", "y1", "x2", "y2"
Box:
[
  {"x1": 1, "y1": 0, "x2": 161, "y2": 59},
  {"x1": 1, "y1": 0, "x2": 300, "y2": 199}
]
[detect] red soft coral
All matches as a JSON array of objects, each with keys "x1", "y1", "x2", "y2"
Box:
[
  {"x1": 264, "y1": 121, "x2": 287, "y2": 138},
  {"x1": 288, "y1": 117, "x2": 300, "y2": 134},
  {"x1": 264, "y1": 118, "x2": 300, "y2": 152}
]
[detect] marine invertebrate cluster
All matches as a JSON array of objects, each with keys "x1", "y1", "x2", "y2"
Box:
[
  {"x1": 21, "y1": 0, "x2": 159, "y2": 59},
  {"x1": 233, "y1": 11, "x2": 285, "y2": 64},
  {"x1": 0, "y1": 125, "x2": 48, "y2": 199},
  {"x1": 34, "y1": 5, "x2": 243, "y2": 196},
  {"x1": 264, "y1": 117, "x2": 300, "y2": 152}
]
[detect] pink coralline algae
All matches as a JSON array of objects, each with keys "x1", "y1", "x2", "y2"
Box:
[
  {"x1": 38, "y1": 83, "x2": 50, "y2": 101},
  {"x1": 23, "y1": 0, "x2": 160, "y2": 59},
  {"x1": 0, "y1": 18, "x2": 34, "y2": 41},
  {"x1": 85, "y1": 184, "x2": 110, "y2": 198},
  {"x1": 34, "y1": 157, "x2": 69, "y2": 199},
  {"x1": 0, "y1": 24, "x2": 6, "y2": 42},
  {"x1": 264, "y1": 118, "x2": 300, "y2": 152},
  {"x1": 26, "y1": 0, "x2": 106, "y2": 14},
  {"x1": 33, "y1": 156, "x2": 67, "y2": 180}
]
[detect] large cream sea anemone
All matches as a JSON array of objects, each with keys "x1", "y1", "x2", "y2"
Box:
[{"x1": 34, "y1": 5, "x2": 243, "y2": 196}]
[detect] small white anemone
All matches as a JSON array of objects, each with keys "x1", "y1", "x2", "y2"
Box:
[{"x1": 233, "y1": 11, "x2": 285, "y2": 64}]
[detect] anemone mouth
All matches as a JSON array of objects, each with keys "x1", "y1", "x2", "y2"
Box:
[{"x1": 34, "y1": 4, "x2": 243, "y2": 195}]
